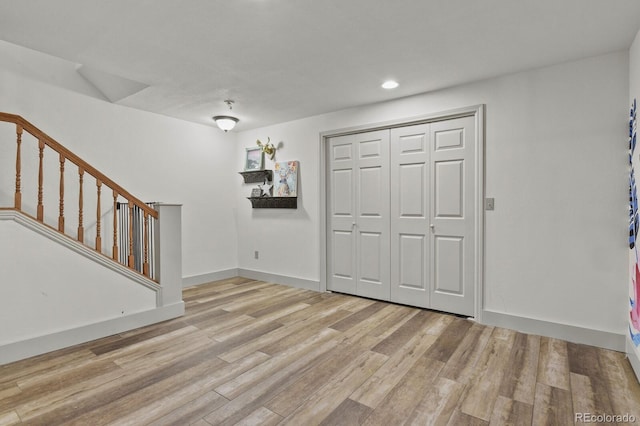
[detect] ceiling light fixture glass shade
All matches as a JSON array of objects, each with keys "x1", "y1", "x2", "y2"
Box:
[
  {"x1": 212, "y1": 115, "x2": 239, "y2": 132},
  {"x1": 213, "y1": 99, "x2": 239, "y2": 132},
  {"x1": 381, "y1": 80, "x2": 399, "y2": 89}
]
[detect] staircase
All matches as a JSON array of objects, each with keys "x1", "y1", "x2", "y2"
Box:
[{"x1": 0, "y1": 113, "x2": 184, "y2": 365}]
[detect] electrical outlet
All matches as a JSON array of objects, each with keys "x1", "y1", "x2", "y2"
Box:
[{"x1": 254, "y1": 250, "x2": 259, "y2": 260}]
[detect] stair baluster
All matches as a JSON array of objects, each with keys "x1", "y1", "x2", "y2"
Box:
[
  {"x1": 78, "y1": 167, "x2": 84, "y2": 243},
  {"x1": 112, "y1": 191, "x2": 119, "y2": 261},
  {"x1": 128, "y1": 203, "x2": 134, "y2": 268},
  {"x1": 96, "y1": 180, "x2": 102, "y2": 252},
  {"x1": 143, "y1": 211, "x2": 150, "y2": 277},
  {"x1": 37, "y1": 139, "x2": 44, "y2": 221},
  {"x1": 58, "y1": 154, "x2": 65, "y2": 232},
  {"x1": 14, "y1": 125, "x2": 22, "y2": 210}
]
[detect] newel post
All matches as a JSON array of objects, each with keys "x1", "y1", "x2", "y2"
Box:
[{"x1": 153, "y1": 203, "x2": 184, "y2": 309}]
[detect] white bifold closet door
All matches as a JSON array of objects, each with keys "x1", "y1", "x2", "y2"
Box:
[
  {"x1": 327, "y1": 130, "x2": 390, "y2": 301},
  {"x1": 328, "y1": 115, "x2": 476, "y2": 316},
  {"x1": 390, "y1": 116, "x2": 476, "y2": 315},
  {"x1": 389, "y1": 123, "x2": 430, "y2": 308}
]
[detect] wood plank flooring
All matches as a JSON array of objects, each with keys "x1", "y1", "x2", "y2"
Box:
[{"x1": 1, "y1": 277, "x2": 639, "y2": 425}]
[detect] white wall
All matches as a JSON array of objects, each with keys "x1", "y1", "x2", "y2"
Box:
[
  {"x1": 0, "y1": 42, "x2": 239, "y2": 279},
  {"x1": 237, "y1": 51, "x2": 629, "y2": 336},
  {"x1": 0, "y1": 218, "x2": 156, "y2": 345}
]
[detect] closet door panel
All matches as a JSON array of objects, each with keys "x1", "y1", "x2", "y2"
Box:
[
  {"x1": 327, "y1": 135, "x2": 357, "y2": 294},
  {"x1": 359, "y1": 231, "x2": 383, "y2": 283},
  {"x1": 390, "y1": 124, "x2": 430, "y2": 307},
  {"x1": 399, "y1": 233, "x2": 425, "y2": 290},
  {"x1": 399, "y1": 163, "x2": 426, "y2": 217},
  {"x1": 434, "y1": 160, "x2": 463, "y2": 217},
  {"x1": 327, "y1": 130, "x2": 390, "y2": 300},
  {"x1": 430, "y1": 116, "x2": 476, "y2": 316},
  {"x1": 433, "y1": 236, "x2": 464, "y2": 294},
  {"x1": 359, "y1": 166, "x2": 384, "y2": 216},
  {"x1": 355, "y1": 130, "x2": 390, "y2": 300}
]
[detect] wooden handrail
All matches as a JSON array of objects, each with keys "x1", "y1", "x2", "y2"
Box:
[
  {"x1": 0, "y1": 112, "x2": 157, "y2": 219},
  {"x1": 0, "y1": 112, "x2": 158, "y2": 281}
]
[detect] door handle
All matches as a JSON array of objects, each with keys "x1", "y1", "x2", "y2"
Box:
[{"x1": 430, "y1": 224, "x2": 435, "y2": 231}]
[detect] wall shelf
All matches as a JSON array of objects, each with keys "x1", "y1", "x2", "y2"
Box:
[
  {"x1": 247, "y1": 197, "x2": 297, "y2": 209},
  {"x1": 239, "y1": 170, "x2": 273, "y2": 184}
]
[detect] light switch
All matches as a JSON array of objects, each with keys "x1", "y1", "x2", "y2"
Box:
[{"x1": 485, "y1": 198, "x2": 495, "y2": 211}]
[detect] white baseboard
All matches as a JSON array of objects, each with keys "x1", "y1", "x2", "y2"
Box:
[
  {"x1": 0, "y1": 302, "x2": 184, "y2": 366},
  {"x1": 482, "y1": 310, "x2": 625, "y2": 352},
  {"x1": 237, "y1": 268, "x2": 320, "y2": 291},
  {"x1": 627, "y1": 334, "x2": 640, "y2": 382},
  {"x1": 183, "y1": 268, "x2": 240, "y2": 288}
]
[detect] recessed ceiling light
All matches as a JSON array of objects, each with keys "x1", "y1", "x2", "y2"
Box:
[{"x1": 382, "y1": 80, "x2": 399, "y2": 89}]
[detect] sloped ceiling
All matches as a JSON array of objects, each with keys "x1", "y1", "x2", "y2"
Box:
[{"x1": 1, "y1": 0, "x2": 640, "y2": 131}]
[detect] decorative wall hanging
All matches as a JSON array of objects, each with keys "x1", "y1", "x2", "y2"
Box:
[
  {"x1": 630, "y1": 98, "x2": 640, "y2": 348},
  {"x1": 245, "y1": 147, "x2": 264, "y2": 171},
  {"x1": 257, "y1": 137, "x2": 277, "y2": 161},
  {"x1": 240, "y1": 158, "x2": 298, "y2": 209},
  {"x1": 258, "y1": 179, "x2": 273, "y2": 197},
  {"x1": 273, "y1": 161, "x2": 299, "y2": 197}
]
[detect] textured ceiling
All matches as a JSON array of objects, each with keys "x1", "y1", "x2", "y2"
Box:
[{"x1": 1, "y1": 0, "x2": 640, "y2": 131}]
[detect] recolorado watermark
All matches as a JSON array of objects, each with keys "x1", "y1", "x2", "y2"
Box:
[{"x1": 575, "y1": 412, "x2": 637, "y2": 423}]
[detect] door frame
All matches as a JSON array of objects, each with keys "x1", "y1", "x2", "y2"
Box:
[{"x1": 319, "y1": 104, "x2": 485, "y2": 321}]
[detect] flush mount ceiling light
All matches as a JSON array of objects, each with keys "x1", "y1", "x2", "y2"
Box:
[
  {"x1": 213, "y1": 100, "x2": 239, "y2": 132},
  {"x1": 381, "y1": 80, "x2": 399, "y2": 89}
]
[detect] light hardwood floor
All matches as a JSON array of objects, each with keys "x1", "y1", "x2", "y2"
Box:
[{"x1": 1, "y1": 277, "x2": 639, "y2": 425}]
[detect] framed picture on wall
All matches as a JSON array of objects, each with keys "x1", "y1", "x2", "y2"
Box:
[
  {"x1": 273, "y1": 161, "x2": 299, "y2": 197},
  {"x1": 245, "y1": 147, "x2": 264, "y2": 171}
]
